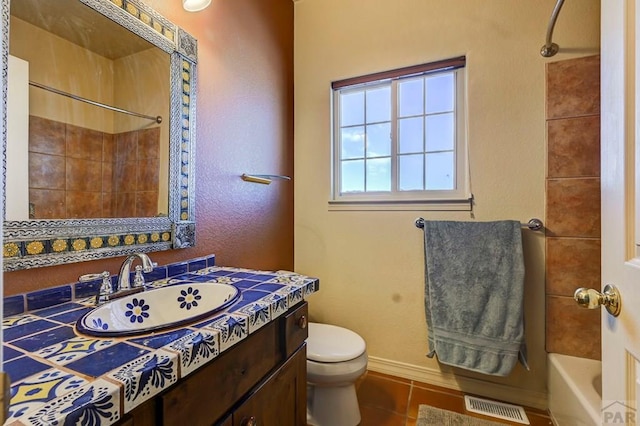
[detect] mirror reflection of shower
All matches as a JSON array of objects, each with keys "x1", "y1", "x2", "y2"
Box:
[{"x1": 6, "y1": 0, "x2": 171, "y2": 220}]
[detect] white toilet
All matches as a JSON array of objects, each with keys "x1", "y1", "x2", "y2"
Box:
[{"x1": 306, "y1": 322, "x2": 368, "y2": 426}]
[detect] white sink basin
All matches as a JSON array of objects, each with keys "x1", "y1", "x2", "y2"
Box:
[{"x1": 76, "y1": 283, "x2": 240, "y2": 337}]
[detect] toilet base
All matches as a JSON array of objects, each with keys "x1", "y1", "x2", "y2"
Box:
[{"x1": 307, "y1": 383, "x2": 361, "y2": 426}]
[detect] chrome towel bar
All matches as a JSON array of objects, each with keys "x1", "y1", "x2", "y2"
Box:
[
  {"x1": 415, "y1": 218, "x2": 543, "y2": 231},
  {"x1": 241, "y1": 174, "x2": 291, "y2": 185}
]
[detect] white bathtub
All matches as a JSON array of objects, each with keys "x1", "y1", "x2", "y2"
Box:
[{"x1": 548, "y1": 353, "x2": 602, "y2": 426}]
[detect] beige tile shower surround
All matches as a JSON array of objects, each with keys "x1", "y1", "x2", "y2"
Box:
[{"x1": 545, "y1": 55, "x2": 601, "y2": 360}]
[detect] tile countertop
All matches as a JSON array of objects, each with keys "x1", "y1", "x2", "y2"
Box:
[{"x1": 2, "y1": 264, "x2": 319, "y2": 426}]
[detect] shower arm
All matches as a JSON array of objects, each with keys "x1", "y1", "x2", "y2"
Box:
[{"x1": 541, "y1": 0, "x2": 566, "y2": 57}]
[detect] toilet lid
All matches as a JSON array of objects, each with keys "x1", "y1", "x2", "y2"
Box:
[{"x1": 307, "y1": 322, "x2": 366, "y2": 362}]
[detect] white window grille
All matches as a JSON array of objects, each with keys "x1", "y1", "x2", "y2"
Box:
[{"x1": 330, "y1": 56, "x2": 471, "y2": 210}]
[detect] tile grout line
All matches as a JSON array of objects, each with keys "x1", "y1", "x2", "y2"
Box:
[{"x1": 406, "y1": 380, "x2": 414, "y2": 422}]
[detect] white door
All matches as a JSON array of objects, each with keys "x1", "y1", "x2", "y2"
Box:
[{"x1": 601, "y1": 0, "x2": 640, "y2": 424}]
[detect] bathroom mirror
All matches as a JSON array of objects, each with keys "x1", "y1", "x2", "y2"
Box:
[{"x1": 1, "y1": 0, "x2": 198, "y2": 271}]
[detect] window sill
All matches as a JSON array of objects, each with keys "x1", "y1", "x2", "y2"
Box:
[{"x1": 328, "y1": 197, "x2": 472, "y2": 212}]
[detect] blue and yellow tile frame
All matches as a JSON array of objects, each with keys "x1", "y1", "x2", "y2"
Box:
[{"x1": 1, "y1": 0, "x2": 198, "y2": 271}]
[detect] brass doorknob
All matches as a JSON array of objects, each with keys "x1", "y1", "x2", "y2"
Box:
[{"x1": 574, "y1": 284, "x2": 621, "y2": 317}]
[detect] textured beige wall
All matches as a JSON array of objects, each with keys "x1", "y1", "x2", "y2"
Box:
[
  {"x1": 112, "y1": 47, "x2": 169, "y2": 134},
  {"x1": 10, "y1": 17, "x2": 115, "y2": 133},
  {"x1": 294, "y1": 0, "x2": 600, "y2": 407},
  {"x1": 113, "y1": 48, "x2": 170, "y2": 213}
]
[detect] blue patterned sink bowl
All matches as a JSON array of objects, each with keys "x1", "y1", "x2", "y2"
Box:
[{"x1": 76, "y1": 283, "x2": 239, "y2": 337}]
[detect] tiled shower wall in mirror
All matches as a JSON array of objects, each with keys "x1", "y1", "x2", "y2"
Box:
[{"x1": 28, "y1": 116, "x2": 160, "y2": 219}]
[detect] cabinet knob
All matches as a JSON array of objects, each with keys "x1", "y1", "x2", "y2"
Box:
[
  {"x1": 298, "y1": 315, "x2": 307, "y2": 329},
  {"x1": 241, "y1": 416, "x2": 257, "y2": 426}
]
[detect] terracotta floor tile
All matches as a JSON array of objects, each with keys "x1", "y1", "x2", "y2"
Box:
[
  {"x1": 527, "y1": 412, "x2": 555, "y2": 426},
  {"x1": 357, "y1": 373, "x2": 411, "y2": 415},
  {"x1": 412, "y1": 380, "x2": 464, "y2": 397},
  {"x1": 359, "y1": 405, "x2": 406, "y2": 426},
  {"x1": 355, "y1": 370, "x2": 553, "y2": 425},
  {"x1": 412, "y1": 381, "x2": 465, "y2": 398}
]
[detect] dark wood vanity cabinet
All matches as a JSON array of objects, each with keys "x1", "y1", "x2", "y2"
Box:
[
  {"x1": 230, "y1": 347, "x2": 306, "y2": 426},
  {"x1": 118, "y1": 302, "x2": 308, "y2": 426}
]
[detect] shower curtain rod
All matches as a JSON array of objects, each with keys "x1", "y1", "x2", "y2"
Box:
[
  {"x1": 540, "y1": 0, "x2": 565, "y2": 57},
  {"x1": 29, "y1": 81, "x2": 162, "y2": 124}
]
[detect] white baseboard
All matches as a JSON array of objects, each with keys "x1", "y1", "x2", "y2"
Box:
[{"x1": 367, "y1": 356, "x2": 548, "y2": 411}]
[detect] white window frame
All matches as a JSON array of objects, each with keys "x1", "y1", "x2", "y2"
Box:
[{"x1": 329, "y1": 59, "x2": 471, "y2": 211}]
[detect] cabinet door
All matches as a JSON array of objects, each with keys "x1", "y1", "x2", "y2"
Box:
[
  {"x1": 162, "y1": 321, "x2": 281, "y2": 426},
  {"x1": 233, "y1": 346, "x2": 307, "y2": 426},
  {"x1": 282, "y1": 302, "x2": 308, "y2": 358}
]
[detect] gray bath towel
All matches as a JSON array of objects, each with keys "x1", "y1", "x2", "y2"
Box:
[{"x1": 423, "y1": 220, "x2": 527, "y2": 376}]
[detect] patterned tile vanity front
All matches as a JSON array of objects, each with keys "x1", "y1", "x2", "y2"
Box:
[{"x1": 2, "y1": 259, "x2": 318, "y2": 425}]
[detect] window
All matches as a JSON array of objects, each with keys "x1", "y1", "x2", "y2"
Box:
[{"x1": 331, "y1": 56, "x2": 470, "y2": 210}]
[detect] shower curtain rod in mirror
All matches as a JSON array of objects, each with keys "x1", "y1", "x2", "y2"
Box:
[{"x1": 29, "y1": 81, "x2": 163, "y2": 124}]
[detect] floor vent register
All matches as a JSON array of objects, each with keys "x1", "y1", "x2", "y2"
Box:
[{"x1": 464, "y1": 395, "x2": 530, "y2": 425}]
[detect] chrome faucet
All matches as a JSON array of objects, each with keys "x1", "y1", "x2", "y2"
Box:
[
  {"x1": 118, "y1": 253, "x2": 156, "y2": 290},
  {"x1": 78, "y1": 271, "x2": 113, "y2": 306},
  {"x1": 79, "y1": 253, "x2": 156, "y2": 306}
]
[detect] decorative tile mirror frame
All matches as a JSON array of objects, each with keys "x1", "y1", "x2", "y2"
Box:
[{"x1": 0, "y1": 0, "x2": 197, "y2": 271}]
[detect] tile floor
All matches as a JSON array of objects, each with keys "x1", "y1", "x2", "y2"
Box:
[{"x1": 356, "y1": 371, "x2": 553, "y2": 426}]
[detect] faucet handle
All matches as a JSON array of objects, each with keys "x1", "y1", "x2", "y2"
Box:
[
  {"x1": 138, "y1": 254, "x2": 156, "y2": 273},
  {"x1": 142, "y1": 261, "x2": 158, "y2": 273},
  {"x1": 79, "y1": 271, "x2": 113, "y2": 303},
  {"x1": 133, "y1": 265, "x2": 146, "y2": 288},
  {"x1": 79, "y1": 271, "x2": 110, "y2": 287}
]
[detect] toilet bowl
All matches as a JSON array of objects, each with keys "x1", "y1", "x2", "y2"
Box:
[{"x1": 306, "y1": 322, "x2": 367, "y2": 426}]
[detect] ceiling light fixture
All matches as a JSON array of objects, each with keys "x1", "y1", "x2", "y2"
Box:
[{"x1": 182, "y1": 0, "x2": 211, "y2": 12}]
